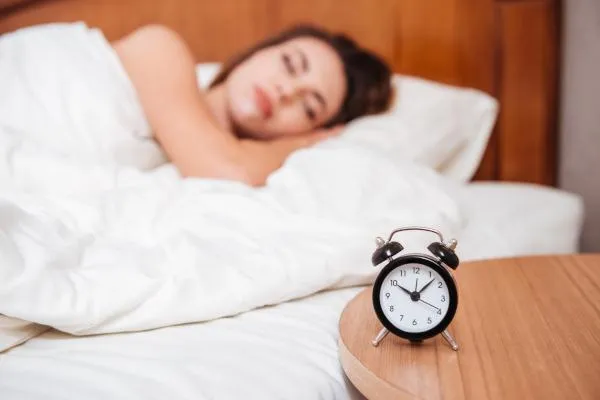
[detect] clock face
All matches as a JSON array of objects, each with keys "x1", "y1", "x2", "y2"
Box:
[{"x1": 373, "y1": 255, "x2": 458, "y2": 340}]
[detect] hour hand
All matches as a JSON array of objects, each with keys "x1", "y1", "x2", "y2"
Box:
[{"x1": 395, "y1": 285, "x2": 412, "y2": 296}]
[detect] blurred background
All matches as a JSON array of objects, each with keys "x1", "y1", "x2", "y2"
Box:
[{"x1": 0, "y1": 0, "x2": 598, "y2": 252}]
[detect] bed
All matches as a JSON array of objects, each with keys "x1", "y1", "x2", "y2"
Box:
[
  {"x1": 0, "y1": 1, "x2": 577, "y2": 399},
  {"x1": 0, "y1": 183, "x2": 582, "y2": 400}
]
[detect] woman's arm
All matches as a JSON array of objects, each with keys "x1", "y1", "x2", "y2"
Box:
[
  {"x1": 113, "y1": 25, "x2": 337, "y2": 186},
  {"x1": 238, "y1": 127, "x2": 341, "y2": 184},
  {"x1": 113, "y1": 25, "x2": 252, "y2": 182}
]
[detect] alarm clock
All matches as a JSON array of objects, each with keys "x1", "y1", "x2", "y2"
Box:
[{"x1": 370, "y1": 226, "x2": 460, "y2": 351}]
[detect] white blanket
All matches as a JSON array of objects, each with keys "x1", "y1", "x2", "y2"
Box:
[{"x1": 0, "y1": 23, "x2": 464, "y2": 342}]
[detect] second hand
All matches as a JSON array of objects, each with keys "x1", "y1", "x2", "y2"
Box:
[{"x1": 419, "y1": 299, "x2": 441, "y2": 312}]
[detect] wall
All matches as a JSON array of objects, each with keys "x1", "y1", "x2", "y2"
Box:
[{"x1": 559, "y1": 0, "x2": 600, "y2": 251}]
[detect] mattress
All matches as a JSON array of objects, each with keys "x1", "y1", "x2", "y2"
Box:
[
  {"x1": 456, "y1": 181, "x2": 583, "y2": 260},
  {"x1": 0, "y1": 182, "x2": 583, "y2": 400}
]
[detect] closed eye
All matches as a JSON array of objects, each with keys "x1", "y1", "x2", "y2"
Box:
[
  {"x1": 303, "y1": 102, "x2": 316, "y2": 121},
  {"x1": 304, "y1": 92, "x2": 325, "y2": 122},
  {"x1": 282, "y1": 53, "x2": 296, "y2": 76}
]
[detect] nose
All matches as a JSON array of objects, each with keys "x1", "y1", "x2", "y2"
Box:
[{"x1": 275, "y1": 80, "x2": 301, "y2": 103}]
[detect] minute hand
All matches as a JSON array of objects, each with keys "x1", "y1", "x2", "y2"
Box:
[{"x1": 418, "y1": 278, "x2": 435, "y2": 294}]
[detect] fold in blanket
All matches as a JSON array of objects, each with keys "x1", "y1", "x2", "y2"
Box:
[{"x1": 0, "y1": 316, "x2": 50, "y2": 353}]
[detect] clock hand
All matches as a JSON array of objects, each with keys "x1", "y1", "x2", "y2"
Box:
[
  {"x1": 395, "y1": 285, "x2": 412, "y2": 297},
  {"x1": 418, "y1": 278, "x2": 436, "y2": 294},
  {"x1": 419, "y1": 299, "x2": 441, "y2": 312},
  {"x1": 414, "y1": 278, "x2": 418, "y2": 292}
]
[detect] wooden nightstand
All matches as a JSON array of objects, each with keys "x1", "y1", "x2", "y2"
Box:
[{"x1": 339, "y1": 254, "x2": 600, "y2": 400}]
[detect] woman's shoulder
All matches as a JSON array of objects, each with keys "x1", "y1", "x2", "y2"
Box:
[{"x1": 112, "y1": 24, "x2": 191, "y2": 56}]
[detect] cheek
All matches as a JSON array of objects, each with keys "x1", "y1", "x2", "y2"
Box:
[
  {"x1": 231, "y1": 53, "x2": 280, "y2": 88},
  {"x1": 226, "y1": 66, "x2": 253, "y2": 97},
  {"x1": 227, "y1": 60, "x2": 267, "y2": 95},
  {"x1": 268, "y1": 105, "x2": 314, "y2": 135}
]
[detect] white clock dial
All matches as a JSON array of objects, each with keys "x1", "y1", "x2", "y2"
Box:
[{"x1": 378, "y1": 262, "x2": 451, "y2": 333}]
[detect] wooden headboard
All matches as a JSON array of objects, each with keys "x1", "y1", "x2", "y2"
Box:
[{"x1": 0, "y1": 0, "x2": 561, "y2": 185}]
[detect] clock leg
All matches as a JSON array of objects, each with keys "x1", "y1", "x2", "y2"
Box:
[
  {"x1": 371, "y1": 327, "x2": 389, "y2": 347},
  {"x1": 441, "y1": 329, "x2": 459, "y2": 351}
]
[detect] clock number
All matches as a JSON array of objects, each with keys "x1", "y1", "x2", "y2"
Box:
[
  {"x1": 391, "y1": 279, "x2": 398, "y2": 286},
  {"x1": 437, "y1": 309, "x2": 442, "y2": 315},
  {"x1": 441, "y1": 295, "x2": 446, "y2": 302},
  {"x1": 427, "y1": 317, "x2": 432, "y2": 324},
  {"x1": 400, "y1": 270, "x2": 406, "y2": 277},
  {"x1": 429, "y1": 271, "x2": 432, "y2": 278},
  {"x1": 385, "y1": 292, "x2": 390, "y2": 299},
  {"x1": 399, "y1": 314, "x2": 404, "y2": 321},
  {"x1": 413, "y1": 267, "x2": 420, "y2": 274},
  {"x1": 438, "y1": 282, "x2": 443, "y2": 288},
  {"x1": 412, "y1": 319, "x2": 417, "y2": 326},
  {"x1": 389, "y1": 305, "x2": 394, "y2": 312}
]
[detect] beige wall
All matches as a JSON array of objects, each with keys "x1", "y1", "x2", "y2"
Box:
[{"x1": 559, "y1": 0, "x2": 600, "y2": 251}]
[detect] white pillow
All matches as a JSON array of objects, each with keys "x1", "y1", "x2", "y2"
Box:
[
  {"x1": 195, "y1": 63, "x2": 498, "y2": 183},
  {"x1": 196, "y1": 62, "x2": 221, "y2": 89}
]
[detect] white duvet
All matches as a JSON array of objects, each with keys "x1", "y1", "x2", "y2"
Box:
[{"x1": 0, "y1": 23, "x2": 467, "y2": 342}]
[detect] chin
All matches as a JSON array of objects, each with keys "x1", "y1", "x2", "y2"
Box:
[{"x1": 229, "y1": 115, "x2": 269, "y2": 140}]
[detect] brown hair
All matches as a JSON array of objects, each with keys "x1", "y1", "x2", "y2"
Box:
[{"x1": 209, "y1": 24, "x2": 393, "y2": 128}]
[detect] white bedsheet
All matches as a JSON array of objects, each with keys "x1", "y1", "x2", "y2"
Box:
[{"x1": 0, "y1": 183, "x2": 583, "y2": 400}]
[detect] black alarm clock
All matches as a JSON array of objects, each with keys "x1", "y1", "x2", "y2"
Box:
[{"x1": 370, "y1": 226, "x2": 460, "y2": 351}]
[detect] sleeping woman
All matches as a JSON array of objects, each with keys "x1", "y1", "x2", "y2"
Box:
[{"x1": 112, "y1": 24, "x2": 392, "y2": 186}]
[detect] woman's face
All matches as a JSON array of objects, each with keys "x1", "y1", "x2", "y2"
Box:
[{"x1": 223, "y1": 37, "x2": 347, "y2": 139}]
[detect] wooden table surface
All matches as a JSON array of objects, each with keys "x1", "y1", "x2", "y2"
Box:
[{"x1": 338, "y1": 254, "x2": 600, "y2": 400}]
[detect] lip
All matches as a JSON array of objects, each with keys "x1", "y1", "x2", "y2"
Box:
[{"x1": 253, "y1": 85, "x2": 273, "y2": 119}]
